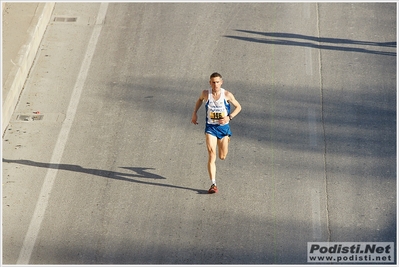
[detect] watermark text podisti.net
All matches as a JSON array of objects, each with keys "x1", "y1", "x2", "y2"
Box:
[{"x1": 307, "y1": 242, "x2": 394, "y2": 263}]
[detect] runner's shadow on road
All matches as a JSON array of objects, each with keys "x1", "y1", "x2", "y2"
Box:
[
  {"x1": 224, "y1": 30, "x2": 396, "y2": 56},
  {"x1": 3, "y1": 159, "x2": 208, "y2": 194}
]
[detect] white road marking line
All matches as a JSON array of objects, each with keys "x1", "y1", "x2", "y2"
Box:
[
  {"x1": 311, "y1": 189, "x2": 322, "y2": 240},
  {"x1": 96, "y1": 2, "x2": 108, "y2": 25},
  {"x1": 17, "y1": 3, "x2": 109, "y2": 264}
]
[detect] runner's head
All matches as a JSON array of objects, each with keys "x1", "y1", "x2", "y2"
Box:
[
  {"x1": 210, "y1": 72, "x2": 222, "y2": 79},
  {"x1": 209, "y1": 72, "x2": 223, "y2": 91}
]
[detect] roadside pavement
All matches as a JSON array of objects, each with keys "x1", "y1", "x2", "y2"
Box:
[{"x1": 2, "y1": 2, "x2": 55, "y2": 135}]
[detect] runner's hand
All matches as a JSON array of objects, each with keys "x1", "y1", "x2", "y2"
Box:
[{"x1": 191, "y1": 113, "x2": 198, "y2": 124}]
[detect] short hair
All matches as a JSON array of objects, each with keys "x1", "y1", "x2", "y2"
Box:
[{"x1": 210, "y1": 72, "x2": 222, "y2": 79}]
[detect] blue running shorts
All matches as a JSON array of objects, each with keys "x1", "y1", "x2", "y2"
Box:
[{"x1": 205, "y1": 123, "x2": 232, "y2": 139}]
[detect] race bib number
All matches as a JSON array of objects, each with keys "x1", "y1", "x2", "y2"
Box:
[{"x1": 210, "y1": 112, "x2": 225, "y2": 120}]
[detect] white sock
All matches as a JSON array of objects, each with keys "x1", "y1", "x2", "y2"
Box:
[{"x1": 211, "y1": 179, "x2": 216, "y2": 185}]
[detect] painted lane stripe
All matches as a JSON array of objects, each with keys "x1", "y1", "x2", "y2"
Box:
[{"x1": 17, "y1": 3, "x2": 109, "y2": 264}]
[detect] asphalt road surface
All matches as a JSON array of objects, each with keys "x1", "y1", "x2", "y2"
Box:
[{"x1": 3, "y1": 3, "x2": 396, "y2": 264}]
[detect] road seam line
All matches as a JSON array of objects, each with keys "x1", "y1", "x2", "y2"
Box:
[{"x1": 316, "y1": 2, "x2": 331, "y2": 242}]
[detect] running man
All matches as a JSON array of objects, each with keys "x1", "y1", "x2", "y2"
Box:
[{"x1": 191, "y1": 72, "x2": 242, "y2": 193}]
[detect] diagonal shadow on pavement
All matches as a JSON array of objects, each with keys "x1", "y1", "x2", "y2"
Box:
[
  {"x1": 2, "y1": 158, "x2": 208, "y2": 194},
  {"x1": 224, "y1": 30, "x2": 396, "y2": 56}
]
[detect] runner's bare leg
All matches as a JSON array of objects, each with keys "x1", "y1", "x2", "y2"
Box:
[
  {"x1": 217, "y1": 136, "x2": 230, "y2": 160},
  {"x1": 206, "y1": 133, "x2": 217, "y2": 181}
]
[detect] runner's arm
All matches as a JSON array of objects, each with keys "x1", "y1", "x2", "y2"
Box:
[
  {"x1": 226, "y1": 91, "x2": 242, "y2": 120},
  {"x1": 191, "y1": 90, "x2": 207, "y2": 124}
]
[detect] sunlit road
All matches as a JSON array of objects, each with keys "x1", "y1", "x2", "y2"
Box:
[{"x1": 3, "y1": 3, "x2": 396, "y2": 264}]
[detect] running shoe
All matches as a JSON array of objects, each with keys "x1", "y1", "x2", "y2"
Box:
[{"x1": 208, "y1": 184, "x2": 218, "y2": 194}]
